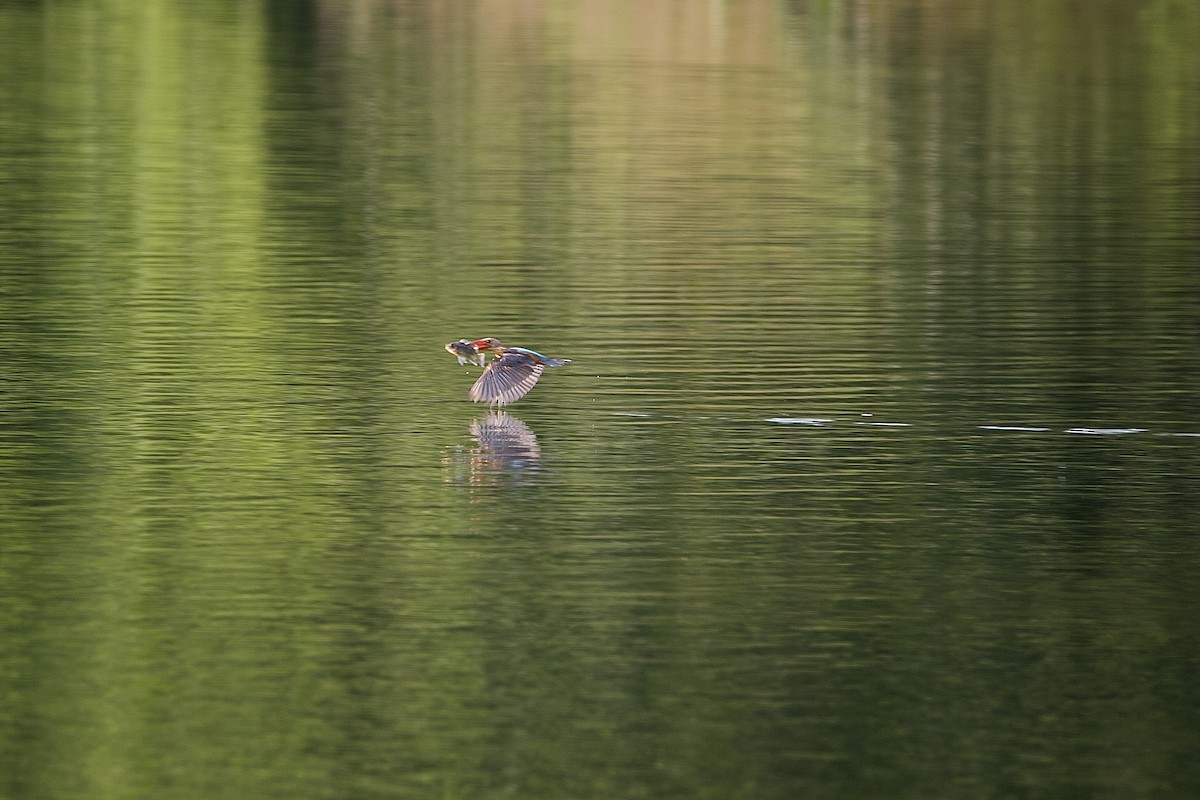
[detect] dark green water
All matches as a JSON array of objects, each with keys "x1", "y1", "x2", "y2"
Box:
[{"x1": 2, "y1": 2, "x2": 1199, "y2": 798}]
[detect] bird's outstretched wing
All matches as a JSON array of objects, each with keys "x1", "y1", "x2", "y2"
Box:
[{"x1": 469, "y1": 352, "x2": 545, "y2": 406}]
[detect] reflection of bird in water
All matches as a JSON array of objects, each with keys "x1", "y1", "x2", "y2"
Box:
[
  {"x1": 471, "y1": 411, "x2": 541, "y2": 464},
  {"x1": 444, "y1": 411, "x2": 542, "y2": 488},
  {"x1": 444, "y1": 337, "x2": 570, "y2": 406}
]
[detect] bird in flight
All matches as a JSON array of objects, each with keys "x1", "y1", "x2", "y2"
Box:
[{"x1": 444, "y1": 337, "x2": 571, "y2": 406}]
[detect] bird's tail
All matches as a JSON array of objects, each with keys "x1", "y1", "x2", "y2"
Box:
[{"x1": 541, "y1": 358, "x2": 571, "y2": 368}]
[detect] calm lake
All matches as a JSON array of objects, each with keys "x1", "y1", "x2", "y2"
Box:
[{"x1": 2, "y1": 2, "x2": 1199, "y2": 798}]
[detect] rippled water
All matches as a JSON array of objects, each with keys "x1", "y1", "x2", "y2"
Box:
[{"x1": 2, "y1": 2, "x2": 1199, "y2": 798}]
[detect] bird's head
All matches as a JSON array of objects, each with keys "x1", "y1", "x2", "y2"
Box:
[{"x1": 470, "y1": 337, "x2": 504, "y2": 352}]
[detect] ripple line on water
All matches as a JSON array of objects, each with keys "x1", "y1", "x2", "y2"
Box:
[{"x1": 605, "y1": 411, "x2": 1200, "y2": 440}]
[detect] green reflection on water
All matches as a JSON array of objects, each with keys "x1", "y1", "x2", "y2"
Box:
[{"x1": 1, "y1": 1, "x2": 1199, "y2": 799}]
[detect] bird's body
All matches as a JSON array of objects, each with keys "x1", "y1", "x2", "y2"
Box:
[{"x1": 444, "y1": 337, "x2": 570, "y2": 406}]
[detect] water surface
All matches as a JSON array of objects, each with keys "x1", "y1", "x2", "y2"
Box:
[{"x1": 1, "y1": 2, "x2": 1199, "y2": 798}]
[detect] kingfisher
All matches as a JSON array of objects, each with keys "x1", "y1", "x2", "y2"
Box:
[{"x1": 444, "y1": 337, "x2": 571, "y2": 406}]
